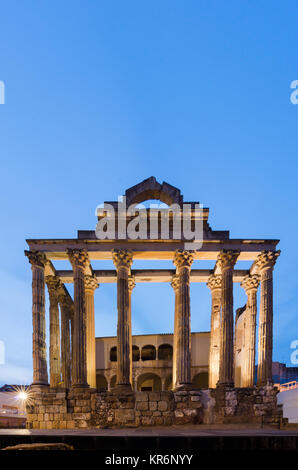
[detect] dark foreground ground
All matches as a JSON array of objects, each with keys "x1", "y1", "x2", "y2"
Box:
[{"x1": 0, "y1": 425, "x2": 298, "y2": 464}]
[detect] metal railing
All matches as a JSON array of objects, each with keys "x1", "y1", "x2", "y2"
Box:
[{"x1": 275, "y1": 381, "x2": 298, "y2": 392}]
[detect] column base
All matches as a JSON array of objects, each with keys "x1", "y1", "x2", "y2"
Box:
[
  {"x1": 31, "y1": 383, "x2": 49, "y2": 392},
  {"x1": 71, "y1": 383, "x2": 89, "y2": 390},
  {"x1": 173, "y1": 383, "x2": 193, "y2": 392},
  {"x1": 114, "y1": 383, "x2": 133, "y2": 394},
  {"x1": 216, "y1": 382, "x2": 234, "y2": 389},
  {"x1": 257, "y1": 379, "x2": 273, "y2": 388}
]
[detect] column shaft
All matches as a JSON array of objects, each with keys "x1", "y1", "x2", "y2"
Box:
[
  {"x1": 112, "y1": 250, "x2": 133, "y2": 388},
  {"x1": 217, "y1": 250, "x2": 239, "y2": 387},
  {"x1": 256, "y1": 251, "x2": 280, "y2": 386},
  {"x1": 46, "y1": 277, "x2": 61, "y2": 388},
  {"x1": 207, "y1": 275, "x2": 222, "y2": 388},
  {"x1": 25, "y1": 251, "x2": 48, "y2": 387},
  {"x1": 173, "y1": 250, "x2": 193, "y2": 389},
  {"x1": 171, "y1": 275, "x2": 179, "y2": 389},
  {"x1": 85, "y1": 275, "x2": 98, "y2": 388},
  {"x1": 60, "y1": 298, "x2": 72, "y2": 389},
  {"x1": 246, "y1": 289, "x2": 257, "y2": 386},
  {"x1": 67, "y1": 249, "x2": 89, "y2": 388}
]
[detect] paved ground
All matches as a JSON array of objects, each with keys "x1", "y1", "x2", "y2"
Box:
[{"x1": 1, "y1": 424, "x2": 298, "y2": 436}]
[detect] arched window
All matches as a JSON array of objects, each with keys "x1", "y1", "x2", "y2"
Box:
[
  {"x1": 141, "y1": 345, "x2": 156, "y2": 361},
  {"x1": 158, "y1": 344, "x2": 173, "y2": 360},
  {"x1": 110, "y1": 346, "x2": 117, "y2": 362},
  {"x1": 137, "y1": 373, "x2": 162, "y2": 392},
  {"x1": 132, "y1": 345, "x2": 140, "y2": 361}
]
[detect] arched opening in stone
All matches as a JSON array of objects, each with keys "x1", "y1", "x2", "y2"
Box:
[
  {"x1": 132, "y1": 345, "x2": 140, "y2": 361},
  {"x1": 110, "y1": 346, "x2": 117, "y2": 362},
  {"x1": 137, "y1": 373, "x2": 162, "y2": 391},
  {"x1": 192, "y1": 372, "x2": 209, "y2": 389},
  {"x1": 158, "y1": 344, "x2": 173, "y2": 360},
  {"x1": 141, "y1": 345, "x2": 156, "y2": 361},
  {"x1": 96, "y1": 374, "x2": 108, "y2": 391},
  {"x1": 110, "y1": 375, "x2": 117, "y2": 389},
  {"x1": 164, "y1": 374, "x2": 173, "y2": 390}
]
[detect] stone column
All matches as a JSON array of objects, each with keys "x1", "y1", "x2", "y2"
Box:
[
  {"x1": 173, "y1": 250, "x2": 194, "y2": 389},
  {"x1": 112, "y1": 249, "x2": 133, "y2": 390},
  {"x1": 67, "y1": 249, "x2": 89, "y2": 388},
  {"x1": 59, "y1": 295, "x2": 72, "y2": 389},
  {"x1": 207, "y1": 274, "x2": 222, "y2": 388},
  {"x1": 25, "y1": 250, "x2": 49, "y2": 388},
  {"x1": 256, "y1": 250, "x2": 280, "y2": 386},
  {"x1": 171, "y1": 274, "x2": 179, "y2": 390},
  {"x1": 217, "y1": 250, "x2": 239, "y2": 387},
  {"x1": 45, "y1": 276, "x2": 62, "y2": 388},
  {"x1": 85, "y1": 275, "x2": 99, "y2": 388},
  {"x1": 240, "y1": 274, "x2": 260, "y2": 387},
  {"x1": 128, "y1": 275, "x2": 136, "y2": 387}
]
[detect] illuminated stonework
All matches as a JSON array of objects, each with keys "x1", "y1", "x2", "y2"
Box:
[{"x1": 24, "y1": 177, "x2": 284, "y2": 429}]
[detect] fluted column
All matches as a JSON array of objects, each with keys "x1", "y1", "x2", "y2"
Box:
[
  {"x1": 59, "y1": 295, "x2": 72, "y2": 389},
  {"x1": 256, "y1": 250, "x2": 280, "y2": 386},
  {"x1": 25, "y1": 250, "x2": 49, "y2": 387},
  {"x1": 217, "y1": 250, "x2": 239, "y2": 387},
  {"x1": 112, "y1": 249, "x2": 133, "y2": 389},
  {"x1": 207, "y1": 274, "x2": 222, "y2": 388},
  {"x1": 173, "y1": 250, "x2": 194, "y2": 389},
  {"x1": 45, "y1": 276, "x2": 62, "y2": 388},
  {"x1": 67, "y1": 249, "x2": 89, "y2": 388},
  {"x1": 240, "y1": 274, "x2": 260, "y2": 387},
  {"x1": 85, "y1": 275, "x2": 99, "y2": 388},
  {"x1": 128, "y1": 275, "x2": 136, "y2": 386},
  {"x1": 171, "y1": 274, "x2": 179, "y2": 390}
]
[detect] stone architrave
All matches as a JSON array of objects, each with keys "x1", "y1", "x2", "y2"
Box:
[
  {"x1": 67, "y1": 249, "x2": 89, "y2": 388},
  {"x1": 58, "y1": 294, "x2": 73, "y2": 389},
  {"x1": 85, "y1": 275, "x2": 99, "y2": 388},
  {"x1": 217, "y1": 250, "x2": 239, "y2": 387},
  {"x1": 240, "y1": 274, "x2": 260, "y2": 387},
  {"x1": 255, "y1": 250, "x2": 280, "y2": 386},
  {"x1": 112, "y1": 249, "x2": 133, "y2": 389},
  {"x1": 25, "y1": 250, "x2": 49, "y2": 387},
  {"x1": 173, "y1": 250, "x2": 194, "y2": 389},
  {"x1": 128, "y1": 275, "x2": 136, "y2": 386},
  {"x1": 45, "y1": 276, "x2": 62, "y2": 388},
  {"x1": 206, "y1": 274, "x2": 222, "y2": 388}
]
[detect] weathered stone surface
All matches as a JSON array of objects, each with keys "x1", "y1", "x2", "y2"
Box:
[{"x1": 26, "y1": 385, "x2": 284, "y2": 429}]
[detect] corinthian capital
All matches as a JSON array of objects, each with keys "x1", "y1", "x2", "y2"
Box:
[
  {"x1": 170, "y1": 274, "x2": 180, "y2": 291},
  {"x1": 25, "y1": 250, "x2": 48, "y2": 268},
  {"x1": 241, "y1": 274, "x2": 260, "y2": 293},
  {"x1": 173, "y1": 250, "x2": 194, "y2": 269},
  {"x1": 255, "y1": 250, "x2": 280, "y2": 272},
  {"x1": 58, "y1": 293, "x2": 73, "y2": 311},
  {"x1": 85, "y1": 275, "x2": 99, "y2": 292},
  {"x1": 45, "y1": 275, "x2": 62, "y2": 294},
  {"x1": 217, "y1": 250, "x2": 240, "y2": 271},
  {"x1": 207, "y1": 274, "x2": 222, "y2": 291},
  {"x1": 112, "y1": 249, "x2": 133, "y2": 270},
  {"x1": 67, "y1": 249, "x2": 89, "y2": 270},
  {"x1": 128, "y1": 275, "x2": 136, "y2": 293}
]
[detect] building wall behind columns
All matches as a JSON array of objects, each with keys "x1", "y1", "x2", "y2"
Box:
[{"x1": 234, "y1": 308, "x2": 246, "y2": 387}]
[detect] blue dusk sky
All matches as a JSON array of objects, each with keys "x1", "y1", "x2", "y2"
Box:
[{"x1": 0, "y1": 1, "x2": 298, "y2": 385}]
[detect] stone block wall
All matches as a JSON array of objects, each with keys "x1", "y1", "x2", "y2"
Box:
[{"x1": 26, "y1": 385, "x2": 285, "y2": 429}]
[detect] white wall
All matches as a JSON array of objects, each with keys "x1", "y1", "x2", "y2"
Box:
[{"x1": 277, "y1": 388, "x2": 298, "y2": 423}]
